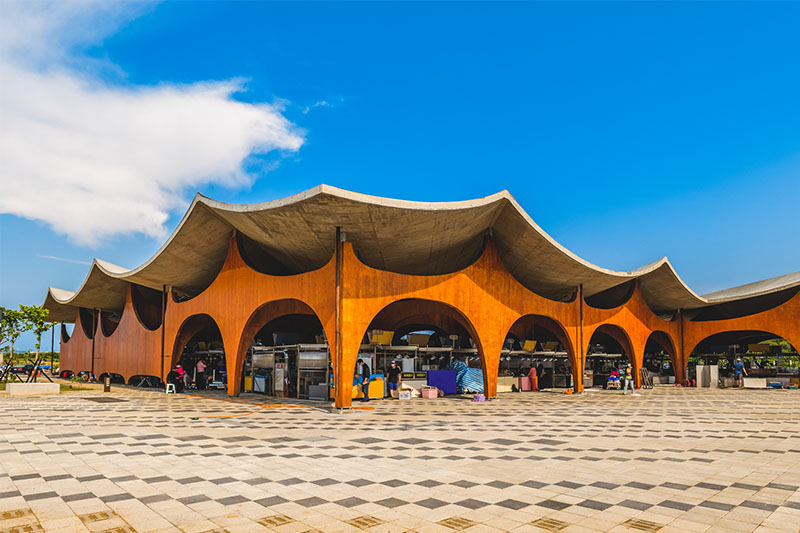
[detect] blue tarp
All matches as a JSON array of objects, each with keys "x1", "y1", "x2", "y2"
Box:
[{"x1": 450, "y1": 360, "x2": 484, "y2": 393}]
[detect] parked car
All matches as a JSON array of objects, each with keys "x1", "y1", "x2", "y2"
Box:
[{"x1": 11, "y1": 364, "x2": 34, "y2": 374}]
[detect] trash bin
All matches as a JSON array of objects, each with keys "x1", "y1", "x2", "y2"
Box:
[{"x1": 103, "y1": 376, "x2": 111, "y2": 393}]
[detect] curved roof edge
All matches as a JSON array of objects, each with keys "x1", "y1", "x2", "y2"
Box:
[{"x1": 43, "y1": 184, "x2": 800, "y2": 322}]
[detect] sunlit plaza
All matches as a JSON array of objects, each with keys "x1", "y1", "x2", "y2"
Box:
[{"x1": 1, "y1": 386, "x2": 798, "y2": 532}]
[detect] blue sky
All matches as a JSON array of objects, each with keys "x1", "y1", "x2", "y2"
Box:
[{"x1": 2, "y1": 1, "x2": 799, "y2": 350}]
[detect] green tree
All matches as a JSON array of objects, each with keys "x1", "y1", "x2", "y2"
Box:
[
  {"x1": 1, "y1": 307, "x2": 29, "y2": 374},
  {"x1": 21, "y1": 305, "x2": 52, "y2": 365}
]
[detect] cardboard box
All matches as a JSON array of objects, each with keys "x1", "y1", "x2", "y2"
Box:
[
  {"x1": 421, "y1": 387, "x2": 438, "y2": 399},
  {"x1": 398, "y1": 389, "x2": 412, "y2": 400}
]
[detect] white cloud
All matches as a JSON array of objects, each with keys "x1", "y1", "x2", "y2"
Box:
[
  {"x1": 0, "y1": 1, "x2": 304, "y2": 245},
  {"x1": 301, "y1": 99, "x2": 337, "y2": 114}
]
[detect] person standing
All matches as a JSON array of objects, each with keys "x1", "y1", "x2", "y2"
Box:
[
  {"x1": 356, "y1": 358, "x2": 371, "y2": 402},
  {"x1": 386, "y1": 360, "x2": 402, "y2": 398},
  {"x1": 622, "y1": 363, "x2": 635, "y2": 395},
  {"x1": 734, "y1": 358, "x2": 747, "y2": 388},
  {"x1": 528, "y1": 364, "x2": 538, "y2": 391},
  {"x1": 195, "y1": 359, "x2": 207, "y2": 390}
]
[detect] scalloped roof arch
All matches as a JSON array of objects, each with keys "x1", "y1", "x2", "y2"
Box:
[{"x1": 43, "y1": 184, "x2": 800, "y2": 322}]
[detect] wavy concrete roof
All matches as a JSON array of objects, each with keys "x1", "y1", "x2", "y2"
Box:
[{"x1": 43, "y1": 185, "x2": 800, "y2": 322}]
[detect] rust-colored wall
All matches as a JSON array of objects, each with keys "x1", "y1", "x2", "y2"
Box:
[
  {"x1": 582, "y1": 283, "x2": 682, "y2": 385},
  {"x1": 682, "y1": 290, "x2": 800, "y2": 364},
  {"x1": 58, "y1": 233, "x2": 799, "y2": 406},
  {"x1": 163, "y1": 236, "x2": 337, "y2": 397}
]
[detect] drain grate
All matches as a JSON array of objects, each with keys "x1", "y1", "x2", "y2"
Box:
[
  {"x1": 346, "y1": 515, "x2": 385, "y2": 529},
  {"x1": 438, "y1": 517, "x2": 477, "y2": 530},
  {"x1": 258, "y1": 515, "x2": 294, "y2": 527},
  {"x1": 83, "y1": 397, "x2": 128, "y2": 403},
  {"x1": 622, "y1": 518, "x2": 663, "y2": 532},
  {"x1": 1, "y1": 509, "x2": 35, "y2": 520},
  {"x1": 530, "y1": 517, "x2": 570, "y2": 531}
]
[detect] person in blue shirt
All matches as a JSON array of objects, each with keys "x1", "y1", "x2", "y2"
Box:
[{"x1": 734, "y1": 358, "x2": 747, "y2": 388}]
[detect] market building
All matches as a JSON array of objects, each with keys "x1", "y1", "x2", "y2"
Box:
[{"x1": 43, "y1": 186, "x2": 800, "y2": 407}]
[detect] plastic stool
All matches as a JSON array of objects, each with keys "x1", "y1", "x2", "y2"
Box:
[{"x1": 165, "y1": 383, "x2": 176, "y2": 394}]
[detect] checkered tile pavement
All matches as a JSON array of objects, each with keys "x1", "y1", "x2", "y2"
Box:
[{"x1": 0, "y1": 387, "x2": 798, "y2": 532}]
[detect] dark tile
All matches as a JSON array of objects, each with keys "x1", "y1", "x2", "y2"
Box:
[
  {"x1": 219, "y1": 435, "x2": 255, "y2": 442},
  {"x1": 451, "y1": 480, "x2": 480, "y2": 489},
  {"x1": 61, "y1": 492, "x2": 96, "y2": 502},
  {"x1": 731, "y1": 482, "x2": 761, "y2": 491},
  {"x1": 625, "y1": 482, "x2": 655, "y2": 490},
  {"x1": 555, "y1": 481, "x2": 583, "y2": 489},
  {"x1": 415, "y1": 480, "x2": 443, "y2": 488},
  {"x1": 110, "y1": 475, "x2": 137, "y2": 483},
  {"x1": 374, "y1": 497, "x2": 409, "y2": 508},
  {"x1": 0, "y1": 490, "x2": 21, "y2": 499},
  {"x1": 217, "y1": 495, "x2": 248, "y2": 505},
  {"x1": 311, "y1": 478, "x2": 339, "y2": 487},
  {"x1": 454, "y1": 499, "x2": 489, "y2": 510},
  {"x1": 617, "y1": 499, "x2": 652, "y2": 511},
  {"x1": 442, "y1": 438, "x2": 474, "y2": 445},
  {"x1": 276, "y1": 478, "x2": 305, "y2": 486},
  {"x1": 578, "y1": 499, "x2": 612, "y2": 511},
  {"x1": 658, "y1": 500, "x2": 694, "y2": 511},
  {"x1": 520, "y1": 480, "x2": 548, "y2": 489},
  {"x1": 767, "y1": 483, "x2": 799, "y2": 491},
  {"x1": 295, "y1": 496, "x2": 327, "y2": 507},
  {"x1": 698, "y1": 500, "x2": 734, "y2": 511},
  {"x1": 695, "y1": 482, "x2": 726, "y2": 491},
  {"x1": 661, "y1": 482, "x2": 691, "y2": 490},
  {"x1": 11, "y1": 473, "x2": 40, "y2": 481},
  {"x1": 178, "y1": 495, "x2": 211, "y2": 505},
  {"x1": 740, "y1": 501, "x2": 778, "y2": 512},
  {"x1": 255, "y1": 495, "x2": 288, "y2": 507},
  {"x1": 535, "y1": 499, "x2": 571, "y2": 511},
  {"x1": 415, "y1": 498, "x2": 448, "y2": 509},
  {"x1": 486, "y1": 438, "x2": 521, "y2": 446},
  {"x1": 175, "y1": 476, "x2": 204, "y2": 485},
  {"x1": 24, "y1": 491, "x2": 59, "y2": 501},
  {"x1": 334, "y1": 497, "x2": 368, "y2": 508},
  {"x1": 346, "y1": 479, "x2": 373, "y2": 487},
  {"x1": 590, "y1": 482, "x2": 619, "y2": 490},
  {"x1": 142, "y1": 476, "x2": 170, "y2": 484},
  {"x1": 380, "y1": 479, "x2": 406, "y2": 488},
  {"x1": 100, "y1": 493, "x2": 135, "y2": 503},
  {"x1": 397, "y1": 438, "x2": 430, "y2": 444},
  {"x1": 139, "y1": 494, "x2": 172, "y2": 504},
  {"x1": 486, "y1": 480, "x2": 513, "y2": 489},
  {"x1": 495, "y1": 499, "x2": 528, "y2": 510}
]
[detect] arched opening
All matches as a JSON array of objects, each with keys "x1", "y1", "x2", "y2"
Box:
[
  {"x1": 502, "y1": 314, "x2": 575, "y2": 391},
  {"x1": 61, "y1": 323, "x2": 73, "y2": 343},
  {"x1": 358, "y1": 299, "x2": 485, "y2": 399},
  {"x1": 97, "y1": 372, "x2": 125, "y2": 385},
  {"x1": 128, "y1": 375, "x2": 162, "y2": 388},
  {"x1": 643, "y1": 331, "x2": 677, "y2": 385},
  {"x1": 131, "y1": 284, "x2": 163, "y2": 331},
  {"x1": 585, "y1": 324, "x2": 636, "y2": 389},
  {"x1": 79, "y1": 308, "x2": 96, "y2": 339},
  {"x1": 100, "y1": 311, "x2": 121, "y2": 337},
  {"x1": 171, "y1": 314, "x2": 225, "y2": 391},
  {"x1": 688, "y1": 331, "x2": 799, "y2": 388},
  {"x1": 236, "y1": 299, "x2": 328, "y2": 399}
]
